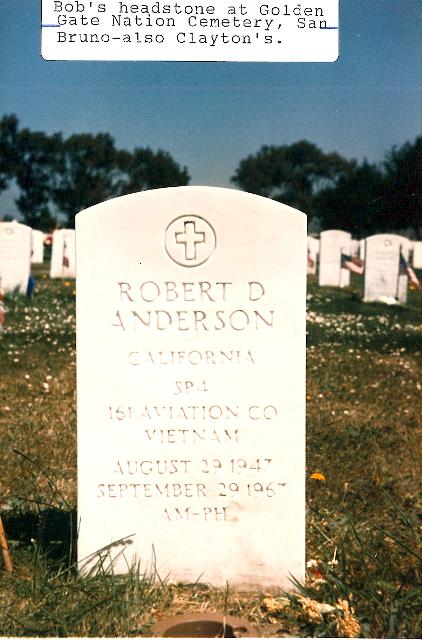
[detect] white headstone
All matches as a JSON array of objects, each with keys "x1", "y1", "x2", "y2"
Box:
[
  {"x1": 318, "y1": 230, "x2": 352, "y2": 287},
  {"x1": 413, "y1": 241, "x2": 422, "y2": 269},
  {"x1": 359, "y1": 239, "x2": 366, "y2": 260},
  {"x1": 397, "y1": 238, "x2": 411, "y2": 304},
  {"x1": 364, "y1": 234, "x2": 410, "y2": 303},
  {"x1": 307, "y1": 236, "x2": 319, "y2": 275},
  {"x1": 50, "y1": 229, "x2": 76, "y2": 278},
  {"x1": 31, "y1": 229, "x2": 45, "y2": 264},
  {"x1": 76, "y1": 186, "x2": 306, "y2": 590},
  {"x1": 0, "y1": 221, "x2": 32, "y2": 294},
  {"x1": 351, "y1": 239, "x2": 360, "y2": 257}
]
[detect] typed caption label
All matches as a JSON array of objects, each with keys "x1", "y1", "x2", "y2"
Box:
[{"x1": 41, "y1": 1, "x2": 339, "y2": 62}]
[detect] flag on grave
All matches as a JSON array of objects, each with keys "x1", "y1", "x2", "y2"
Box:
[
  {"x1": 341, "y1": 253, "x2": 364, "y2": 275},
  {"x1": 399, "y1": 251, "x2": 421, "y2": 289},
  {"x1": 26, "y1": 276, "x2": 36, "y2": 298},
  {"x1": 0, "y1": 287, "x2": 5, "y2": 330},
  {"x1": 62, "y1": 240, "x2": 70, "y2": 268}
]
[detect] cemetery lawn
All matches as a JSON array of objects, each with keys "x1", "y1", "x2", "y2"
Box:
[{"x1": 1, "y1": 266, "x2": 421, "y2": 638}]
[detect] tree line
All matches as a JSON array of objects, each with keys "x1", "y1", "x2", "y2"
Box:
[
  {"x1": 231, "y1": 138, "x2": 422, "y2": 239},
  {"x1": 1, "y1": 114, "x2": 420, "y2": 237},
  {"x1": 0, "y1": 114, "x2": 189, "y2": 231}
]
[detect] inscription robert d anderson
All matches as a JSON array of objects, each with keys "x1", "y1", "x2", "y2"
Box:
[{"x1": 111, "y1": 280, "x2": 275, "y2": 331}]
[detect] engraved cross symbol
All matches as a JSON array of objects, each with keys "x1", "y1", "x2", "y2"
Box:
[{"x1": 175, "y1": 221, "x2": 206, "y2": 261}]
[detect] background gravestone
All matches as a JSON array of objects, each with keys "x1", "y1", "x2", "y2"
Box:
[
  {"x1": 50, "y1": 229, "x2": 76, "y2": 278},
  {"x1": 76, "y1": 186, "x2": 306, "y2": 590},
  {"x1": 0, "y1": 221, "x2": 32, "y2": 294},
  {"x1": 351, "y1": 239, "x2": 360, "y2": 257},
  {"x1": 31, "y1": 229, "x2": 45, "y2": 264},
  {"x1": 318, "y1": 230, "x2": 352, "y2": 287},
  {"x1": 364, "y1": 234, "x2": 407, "y2": 303},
  {"x1": 413, "y1": 241, "x2": 422, "y2": 269},
  {"x1": 307, "y1": 236, "x2": 319, "y2": 275},
  {"x1": 397, "y1": 237, "x2": 411, "y2": 304},
  {"x1": 359, "y1": 239, "x2": 366, "y2": 261}
]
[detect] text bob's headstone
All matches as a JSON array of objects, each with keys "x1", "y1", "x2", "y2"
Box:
[
  {"x1": 0, "y1": 221, "x2": 32, "y2": 294},
  {"x1": 76, "y1": 187, "x2": 306, "y2": 590}
]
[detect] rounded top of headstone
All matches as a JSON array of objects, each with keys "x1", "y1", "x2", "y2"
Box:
[
  {"x1": 365, "y1": 233, "x2": 409, "y2": 247},
  {"x1": 75, "y1": 186, "x2": 307, "y2": 222},
  {"x1": 320, "y1": 229, "x2": 351, "y2": 237}
]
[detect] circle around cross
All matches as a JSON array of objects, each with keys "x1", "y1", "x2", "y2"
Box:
[{"x1": 165, "y1": 215, "x2": 216, "y2": 267}]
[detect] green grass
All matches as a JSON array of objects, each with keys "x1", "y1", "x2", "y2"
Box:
[{"x1": 1, "y1": 265, "x2": 421, "y2": 637}]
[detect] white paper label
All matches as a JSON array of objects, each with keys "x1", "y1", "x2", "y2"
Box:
[{"x1": 41, "y1": 0, "x2": 339, "y2": 62}]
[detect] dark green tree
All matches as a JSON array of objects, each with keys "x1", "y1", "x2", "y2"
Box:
[
  {"x1": 231, "y1": 140, "x2": 354, "y2": 217},
  {"x1": 52, "y1": 136, "x2": 190, "y2": 227},
  {"x1": 0, "y1": 115, "x2": 191, "y2": 229},
  {"x1": 383, "y1": 136, "x2": 422, "y2": 238},
  {"x1": 0, "y1": 114, "x2": 20, "y2": 192},
  {"x1": 14, "y1": 127, "x2": 61, "y2": 231},
  {"x1": 117, "y1": 147, "x2": 190, "y2": 195},
  {"x1": 52, "y1": 132, "x2": 122, "y2": 228},
  {"x1": 314, "y1": 161, "x2": 387, "y2": 237}
]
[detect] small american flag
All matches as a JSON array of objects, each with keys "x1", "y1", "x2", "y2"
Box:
[
  {"x1": 399, "y1": 251, "x2": 420, "y2": 289},
  {"x1": 341, "y1": 253, "x2": 364, "y2": 275},
  {"x1": 62, "y1": 240, "x2": 70, "y2": 268},
  {"x1": 0, "y1": 288, "x2": 5, "y2": 330}
]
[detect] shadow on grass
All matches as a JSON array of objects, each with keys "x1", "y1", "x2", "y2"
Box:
[{"x1": 3, "y1": 507, "x2": 77, "y2": 568}]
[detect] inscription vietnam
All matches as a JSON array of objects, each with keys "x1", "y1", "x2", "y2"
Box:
[{"x1": 77, "y1": 187, "x2": 306, "y2": 590}]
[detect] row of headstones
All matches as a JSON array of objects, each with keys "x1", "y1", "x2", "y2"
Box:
[
  {"x1": 0, "y1": 222, "x2": 75, "y2": 294},
  {"x1": 2, "y1": 189, "x2": 307, "y2": 591},
  {"x1": 308, "y1": 230, "x2": 421, "y2": 303},
  {"x1": 4, "y1": 189, "x2": 419, "y2": 589},
  {"x1": 2, "y1": 220, "x2": 420, "y2": 308},
  {"x1": 1, "y1": 220, "x2": 420, "y2": 307}
]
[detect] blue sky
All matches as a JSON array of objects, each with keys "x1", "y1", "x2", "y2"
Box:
[{"x1": 0, "y1": 0, "x2": 420, "y2": 216}]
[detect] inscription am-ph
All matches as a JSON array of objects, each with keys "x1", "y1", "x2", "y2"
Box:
[{"x1": 175, "y1": 221, "x2": 206, "y2": 261}]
